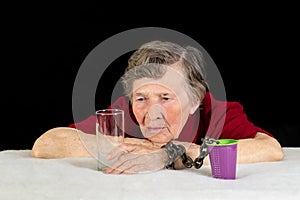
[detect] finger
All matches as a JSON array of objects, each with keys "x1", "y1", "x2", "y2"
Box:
[
  {"x1": 117, "y1": 163, "x2": 155, "y2": 174},
  {"x1": 108, "y1": 164, "x2": 140, "y2": 174},
  {"x1": 106, "y1": 143, "x2": 136, "y2": 160},
  {"x1": 105, "y1": 153, "x2": 139, "y2": 174},
  {"x1": 106, "y1": 148, "x2": 126, "y2": 160},
  {"x1": 105, "y1": 155, "x2": 133, "y2": 174},
  {"x1": 116, "y1": 164, "x2": 143, "y2": 174}
]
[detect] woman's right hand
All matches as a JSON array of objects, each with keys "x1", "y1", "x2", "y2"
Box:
[{"x1": 104, "y1": 142, "x2": 168, "y2": 174}]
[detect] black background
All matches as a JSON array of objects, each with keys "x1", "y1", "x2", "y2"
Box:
[{"x1": 2, "y1": 5, "x2": 299, "y2": 150}]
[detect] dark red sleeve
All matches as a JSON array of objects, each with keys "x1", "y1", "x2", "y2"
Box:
[
  {"x1": 220, "y1": 101, "x2": 273, "y2": 139},
  {"x1": 202, "y1": 92, "x2": 273, "y2": 140},
  {"x1": 69, "y1": 115, "x2": 97, "y2": 134}
]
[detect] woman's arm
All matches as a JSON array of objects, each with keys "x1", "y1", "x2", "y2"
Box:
[
  {"x1": 173, "y1": 132, "x2": 284, "y2": 169},
  {"x1": 31, "y1": 127, "x2": 158, "y2": 158},
  {"x1": 31, "y1": 127, "x2": 92, "y2": 158},
  {"x1": 32, "y1": 129, "x2": 283, "y2": 173},
  {"x1": 235, "y1": 132, "x2": 283, "y2": 163}
]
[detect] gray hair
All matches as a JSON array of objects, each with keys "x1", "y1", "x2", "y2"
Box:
[{"x1": 121, "y1": 40, "x2": 207, "y2": 105}]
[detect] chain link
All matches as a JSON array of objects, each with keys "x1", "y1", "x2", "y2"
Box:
[
  {"x1": 181, "y1": 152, "x2": 204, "y2": 168},
  {"x1": 181, "y1": 137, "x2": 219, "y2": 169},
  {"x1": 162, "y1": 137, "x2": 219, "y2": 169}
]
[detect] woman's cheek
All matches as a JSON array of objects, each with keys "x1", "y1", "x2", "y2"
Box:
[
  {"x1": 164, "y1": 106, "x2": 181, "y2": 125},
  {"x1": 132, "y1": 106, "x2": 145, "y2": 124}
]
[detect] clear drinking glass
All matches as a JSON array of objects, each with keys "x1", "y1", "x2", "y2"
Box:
[{"x1": 96, "y1": 109, "x2": 124, "y2": 171}]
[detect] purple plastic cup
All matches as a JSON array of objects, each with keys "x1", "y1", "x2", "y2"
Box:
[{"x1": 207, "y1": 139, "x2": 238, "y2": 179}]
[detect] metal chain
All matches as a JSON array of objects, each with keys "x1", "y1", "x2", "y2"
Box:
[
  {"x1": 162, "y1": 137, "x2": 219, "y2": 169},
  {"x1": 181, "y1": 137, "x2": 219, "y2": 169}
]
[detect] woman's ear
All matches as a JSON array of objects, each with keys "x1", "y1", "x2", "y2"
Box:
[{"x1": 189, "y1": 99, "x2": 201, "y2": 115}]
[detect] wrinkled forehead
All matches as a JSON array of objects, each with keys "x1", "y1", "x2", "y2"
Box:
[{"x1": 133, "y1": 65, "x2": 187, "y2": 95}]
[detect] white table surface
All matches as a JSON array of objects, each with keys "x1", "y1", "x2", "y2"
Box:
[{"x1": 0, "y1": 148, "x2": 299, "y2": 200}]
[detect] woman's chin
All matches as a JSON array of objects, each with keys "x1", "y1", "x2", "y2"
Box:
[{"x1": 147, "y1": 134, "x2": 173, "y2": 143}]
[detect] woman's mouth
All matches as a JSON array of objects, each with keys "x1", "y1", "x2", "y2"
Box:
[{"x1": 146, "y1": 127, "x2": 166, "y2": 134}]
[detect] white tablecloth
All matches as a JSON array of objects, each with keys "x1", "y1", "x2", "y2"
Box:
[{"x1": 0, "y1": 148, "x2": 299, "y2": 200}]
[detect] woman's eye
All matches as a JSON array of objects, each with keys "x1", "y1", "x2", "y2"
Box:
[
  {"x1": 162, "y1": 97, "x2": 171, "y2": 101},
  {"x1": 136, "y1": 97, "x2": 145, "y2": 102}
]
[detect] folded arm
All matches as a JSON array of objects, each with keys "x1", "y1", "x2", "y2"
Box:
[
  {"x1": 31, "y1": 127, "x2": 158, "y2": 158},
  {"x1": 31, "y1": 128, "x2": 283, "y2": 174},
  {"x1": 173, "y1": 132, "x2": 284, "y2": 169}
]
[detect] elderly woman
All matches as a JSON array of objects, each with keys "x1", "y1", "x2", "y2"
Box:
[{"x1": 32, "y1": 40, "x2": 283, "y2": 174}]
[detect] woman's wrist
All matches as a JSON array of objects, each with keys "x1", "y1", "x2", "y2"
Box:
[
  {"x1": 161, "y1": 141, "x2": 211, "y2": 169},
  {"x1": 161, "y1": 141, "x2": 187, "y2": 169},
  {"x1": 158, "y1": 148, "x2": 172, "y2": 169}
]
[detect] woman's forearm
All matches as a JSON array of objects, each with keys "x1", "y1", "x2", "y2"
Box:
[
  {"x1": 31, "y1": 127, "x2": 92, "y2": 158},
  {"x1": 236, "y1": 132, "x2": 283, "y2": 163},
  {"x1": 173, "y1": 133, "x2": 283, "y2": 169}
]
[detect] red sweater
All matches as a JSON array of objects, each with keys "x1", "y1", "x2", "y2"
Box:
[{"x1": 69, "y1": 92, "x2": 272, "y2": 144}]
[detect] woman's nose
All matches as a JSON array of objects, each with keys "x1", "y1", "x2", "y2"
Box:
[{"x1": 146, "y1": 104, "x2": 166, "y2": 121}]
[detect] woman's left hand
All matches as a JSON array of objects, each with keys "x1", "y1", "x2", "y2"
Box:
[{"x1": 105, "y1": 143, "x2": 168, "y2": 174}]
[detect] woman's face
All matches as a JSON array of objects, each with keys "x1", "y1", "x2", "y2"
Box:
[{"x1": 131, "y1": 64, "x2": 199, "y2": 143}]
